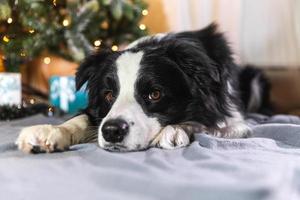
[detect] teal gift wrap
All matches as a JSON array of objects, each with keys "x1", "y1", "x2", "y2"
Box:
[{"x1": 49, "y1": 76, "x2": 88, "y2": 113}]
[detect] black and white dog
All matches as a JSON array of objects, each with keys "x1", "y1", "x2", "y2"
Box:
[{"x1": 16, "y1": 24, "x2": 269, "y2": 153}]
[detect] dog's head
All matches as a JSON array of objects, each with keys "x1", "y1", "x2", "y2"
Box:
[{"x1": 76, "y1": 24, "x2": 234, "y2": 151}]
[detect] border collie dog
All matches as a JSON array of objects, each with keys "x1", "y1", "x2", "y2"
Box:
[{"x1": 16, "y1": 24, "x2": 268, "y2": 153}]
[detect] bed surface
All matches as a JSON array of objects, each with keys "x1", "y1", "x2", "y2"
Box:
[{"x1": 1, "y1": 114, "x2": 300, "y2": 200}]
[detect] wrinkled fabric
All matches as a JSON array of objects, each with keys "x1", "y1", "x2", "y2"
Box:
[{"x1": 1, "y1": 114, "x2": 300, "y2": 200}]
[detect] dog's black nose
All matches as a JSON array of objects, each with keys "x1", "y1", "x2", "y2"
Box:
[{"x1": 101, "y1": 119, "x2": 129, "y2": 143}]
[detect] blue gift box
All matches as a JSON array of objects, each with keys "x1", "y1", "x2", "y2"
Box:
[{"x1": 49, "y1": 76, "x2": 88, "y2": 113}]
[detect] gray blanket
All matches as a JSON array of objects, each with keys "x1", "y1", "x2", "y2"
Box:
[{"x1": 1, "y1": 114, "x2": 300, "y2": 200}]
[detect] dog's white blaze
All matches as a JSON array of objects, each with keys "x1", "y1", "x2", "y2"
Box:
[
  {"x1": 116, "y1": 51, "x2": 142, "y2": 102},
  {"x1": 98, "y1": 51, "x2": 162, "y2": 150}
]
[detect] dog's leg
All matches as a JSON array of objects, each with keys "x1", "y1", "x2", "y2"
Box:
[{"x1": 16, "y1": 114, "x2": 94, "y2": 153}]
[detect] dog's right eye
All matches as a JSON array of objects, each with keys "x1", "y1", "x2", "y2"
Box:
[{"x1": 104, "y1": 90, "x2": 114, "y2": 103}]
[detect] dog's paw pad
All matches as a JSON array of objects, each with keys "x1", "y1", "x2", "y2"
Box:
[{"x1": 157, "y1": 126, "x2": 190, "y2": 149}]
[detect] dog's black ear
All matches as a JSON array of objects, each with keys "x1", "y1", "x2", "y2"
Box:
[
  {"x1": 175, "y1": 23, "x2": 233, "y2": 65},
  {"x1": 76, "y1": 50, "x2": 112, "y2": 90},
  {"x1": 165, "y1": 39, "x2": 222, "y2": 84},
  {"x1": 164, "y1": 25, "x2": 236, "y2": 126},
  {"x1": 171, "y1": 23, "x2": 237, "y2": 86}
]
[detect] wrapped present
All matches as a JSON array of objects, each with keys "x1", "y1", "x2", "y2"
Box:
[
  {"x1": 49, "y1": 76, "x2": 88, "y2": 113},
  {"x1": 0, "y1": 73, "x2": 21, "y2": 105}
]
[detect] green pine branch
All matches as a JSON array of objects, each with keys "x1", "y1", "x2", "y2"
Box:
[{"x1": 0, "y1": 0, "x2": 148, "y2": 72}]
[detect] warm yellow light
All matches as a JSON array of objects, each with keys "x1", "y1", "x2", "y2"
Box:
[
  {"x1": 43, "y1": 57, "x2": 51, "y2": 64},
  {"x1": 111, "y1": 45, "x2": 118, "y2": 51},
  {"x1": 139, "y1": 24, "x2": 146, "y2": 30},
  {"x1": 62, "y1": 19, "x2": 70, "y2": 27},
  {"x1": 94, "y1": 40, "x2": 101, "y2": 47},
  {"x1": 142, "y1": 9, "x2": 148, "y2": 16},
  {"x1": 20, "y1": 52, "x2": 26, "y2": 57},
  {"x1": 101, "y1": 21, "x2": 109, "y2": 29},
  {"x1": 29, "y1": 29, "x2": 35, "y2": 34},
  {"x1": 3, "y1": 36, "x2": 9, "y2": 43},
  {"x1": 29, "y1": 99, "x2": 35, "y2": 104},
  {"x1": 53, "y1": 0, "x2": 57, "y2": 6},
  {"x1": 7, "y1": 18, "x2": 13, "y2": 24}
]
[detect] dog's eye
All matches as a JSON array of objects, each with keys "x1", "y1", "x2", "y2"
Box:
[
  {"x1": 148, "y1": 90, "x2": 161, "y2": 101},
  {"x1": 104, "y1": 90, "x2": 114, "y2": 102}
]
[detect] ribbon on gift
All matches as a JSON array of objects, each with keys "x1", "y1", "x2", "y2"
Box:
[
  {"x1": 60, "y1": 77, "x2": 76, "y2": 112},
  {"x1": 50, "y1": 76, "x2": 88, "y2": 113},
  {"x1": 50, "y1": 76, "x2": 75, "y2": 112}
]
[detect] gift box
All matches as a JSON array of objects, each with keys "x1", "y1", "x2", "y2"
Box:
[
  {"x1": 49, "y1": 76, "x2": 88, "y2": 113},
  {"x1": 0, "y1": 73, "x2": 21, "y2": 105}
]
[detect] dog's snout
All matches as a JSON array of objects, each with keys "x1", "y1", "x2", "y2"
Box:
[{"x1": 101, "y1": 119, "x2": 129, "y2": 143}]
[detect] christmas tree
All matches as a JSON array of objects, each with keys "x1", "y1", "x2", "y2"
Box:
[{"x1": 0, "y1": 0, "x2": 148, "y2": 72}]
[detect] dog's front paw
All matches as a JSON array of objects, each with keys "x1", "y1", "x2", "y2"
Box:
[
  {"x1": 16, "y1": 125, "x2": 72, "y2": 153},
  {"x1": 157, "y1": 126, "x2": 190, "y2": 149}
]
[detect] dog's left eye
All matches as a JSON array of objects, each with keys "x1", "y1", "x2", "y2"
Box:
[{"x1": 148, "y1": 90, "x2": 161, "y2": 101}]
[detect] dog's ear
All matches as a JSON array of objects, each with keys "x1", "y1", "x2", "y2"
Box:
[
  {"x1": 175, "y1": 23, "x2": 233, "y2": 65},
  {"x1": 76, "y1": 50, "x2": 112, "y2": 90},
  {"x1": 170, "y1": 23, "x2": 237, "y2": 85},
  {"x1": 165, "y1": 40, "x2": 221, "y2": 84},
  {"x1": 165, "y1": 26, "x2": 235, "y2": 125}
]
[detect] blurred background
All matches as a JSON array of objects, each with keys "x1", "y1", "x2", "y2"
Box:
[{"x1": 0, "y1": 0, "x2": 299, "y2": 120}]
